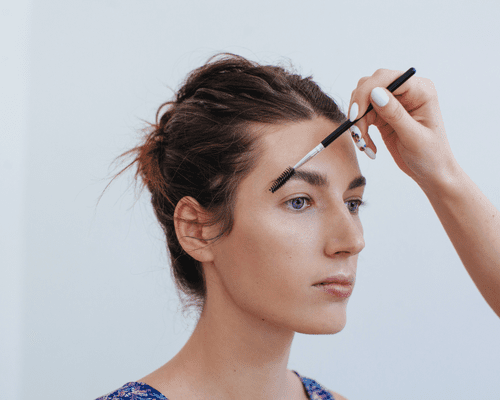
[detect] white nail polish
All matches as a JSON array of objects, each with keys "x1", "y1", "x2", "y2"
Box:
[
  {"x1": 349, "y1": 102, "x2": 359, "y2": 122},
  {"x1": 371, "y1": 87, "x2": 389, "y2": 107},
  {"x1": 356, "y1": 138, "x2": 367, "y2": 150},
  {"x1": 350, "y1": 125, "x2": 362, "y2": 141},
  {"x1": 364, "y1": 147, "x2": 376, "y2": 160}
]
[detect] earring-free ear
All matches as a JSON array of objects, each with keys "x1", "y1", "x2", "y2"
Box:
[{"x1": 174, "y1": 196, "x2": 217, "y2": 263}]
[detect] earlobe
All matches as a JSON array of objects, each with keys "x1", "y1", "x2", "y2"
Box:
[{"x1": 174, "y1": 196, "x2": 216, "y2": 263}]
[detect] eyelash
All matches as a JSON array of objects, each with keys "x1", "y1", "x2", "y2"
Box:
[{"x1": 284, "y1": 196, "x2": 365, "y2": 214}]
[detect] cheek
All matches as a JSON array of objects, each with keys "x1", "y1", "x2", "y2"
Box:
[
  {"x1": 216, "y1": 209, "x2": 320, "y2": 296},
  {"x1": 246, "y1": 207, "x2": 320, "y2": 264}
]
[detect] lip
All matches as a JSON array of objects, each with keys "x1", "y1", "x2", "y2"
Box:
[
  {"x1": 314, "y1": 282, "x2": 353, "y2": 298},
  {"x1": 313, "y1": 274, "x2": 355, "y2": 286},
  {"x1": 313, "y1": 274, "x2": 354, "y2": 298}
]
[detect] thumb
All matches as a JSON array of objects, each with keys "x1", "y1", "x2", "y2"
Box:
[{"x1": 370, "y1": 87, "x2": 421, "y2": 138}]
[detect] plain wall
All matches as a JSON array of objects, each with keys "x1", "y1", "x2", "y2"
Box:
[{"x1": 2, "y1": 1, "x2": 500, "y2": 399}]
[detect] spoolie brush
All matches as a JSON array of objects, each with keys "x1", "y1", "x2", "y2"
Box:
[
  {"x1": 269, "y1": 166, "x2": 296, "y2": 193},
  {"x1": 269, "y1": 67, "x2": 416, "y2": 194}
]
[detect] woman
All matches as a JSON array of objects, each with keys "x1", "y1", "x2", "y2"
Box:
[{"x1": 96, "y1": 54, "x2": 500, "y2": 400}]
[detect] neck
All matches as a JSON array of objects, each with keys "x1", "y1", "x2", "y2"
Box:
[{"x1": 149, "y1": 282, "x2": 304, "y2": 400}]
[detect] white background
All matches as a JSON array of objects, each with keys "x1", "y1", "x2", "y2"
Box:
[{"x1": 2, "y1": 1, "x2": 500, "y2": 399}]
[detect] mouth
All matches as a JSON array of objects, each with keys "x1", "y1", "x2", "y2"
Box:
[
  {"x1": 314, "y1": 282, "x2": 353, "y2": 298},
  {"x1": 313, "y1": 274, "x2": 355, "y2": 298}
]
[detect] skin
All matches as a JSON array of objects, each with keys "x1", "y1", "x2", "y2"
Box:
[{"x1": 140, "y1": 116, "x2": 361, "y2": 400}]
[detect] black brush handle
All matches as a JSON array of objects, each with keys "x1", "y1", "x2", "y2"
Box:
[{"x1": 321, "y1": 67, "x2": 416, "y2": 148}]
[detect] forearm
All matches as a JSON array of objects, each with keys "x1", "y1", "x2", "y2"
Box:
[{"x1": 423, "y1": 163, "x2": 500, "y2": 317}]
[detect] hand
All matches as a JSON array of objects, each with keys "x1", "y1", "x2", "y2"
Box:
[{"x1": 348, "y1": 69, "x2": 459, "y2": 192}]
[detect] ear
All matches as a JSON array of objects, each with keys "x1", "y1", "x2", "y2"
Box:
[{"x1": 174, "y1": 196, "x2": 218, "y2": 263}]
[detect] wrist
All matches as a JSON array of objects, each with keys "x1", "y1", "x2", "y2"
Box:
[{"x1": 418, "y1": 158, "x2": 466, "y2": 202}]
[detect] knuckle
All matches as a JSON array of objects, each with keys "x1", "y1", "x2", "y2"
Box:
[
  {"x1": 373, "y1": 68, "x2": 392, "y2": 78},
  {"x1": 356, "y1": 76, "x2": 369, "y2": 88},
  {"x1": 421, "y1": 77, "x2": 438, "y2": 96}
]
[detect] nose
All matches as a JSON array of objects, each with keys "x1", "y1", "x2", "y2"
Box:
[{"x1": 324, "y1": 207, "x2": 365, "y2": 257}]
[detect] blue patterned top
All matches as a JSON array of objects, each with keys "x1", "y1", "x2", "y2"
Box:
[{"x1": 95, "y1": 370, "x2": 337, "y2": 399}]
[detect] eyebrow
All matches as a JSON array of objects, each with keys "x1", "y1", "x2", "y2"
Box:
[{"x1": 269, "y1": 169, "x2": 366, "y2": 191}]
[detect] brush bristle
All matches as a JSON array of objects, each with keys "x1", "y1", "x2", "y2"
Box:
[{"x1": 269, "y1": 167, "x2": 295, "y2": 193}]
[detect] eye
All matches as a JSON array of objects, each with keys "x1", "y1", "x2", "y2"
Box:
[
  {"x1": 284, "y1": 196, "x2": 312, "y2": 212},
  {"x1": 345, "y1": 199, "x2": 364, "y2": 214}
]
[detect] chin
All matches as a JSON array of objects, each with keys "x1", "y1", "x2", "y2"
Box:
[
  {"x1": 298, "y1": 320, "x2": 347, "y2": 335},
  {"x1": 293, "y1": 305, "x2": 348, "y2": 335}
]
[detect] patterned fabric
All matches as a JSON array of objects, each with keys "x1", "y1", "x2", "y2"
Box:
[
  {"x1": 292, "y1": 370, "x2": 336, "y2": 400},
  {"x1": 95, "y1": 382, "x2": 167, "y2": 400},
  {"x1": 95, "y1": 370, "x2": 336, "y2": 400}
]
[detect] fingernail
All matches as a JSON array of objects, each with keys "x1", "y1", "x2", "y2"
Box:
[
  {"x1": 371, "y1": 87, "x2": 389, "y2": 107},
  {"x1": 356, "y1": 137, "x2": 367, "y2": 151},
  {"x1": 350, "y1": 125, "x2": 362, "y2": 142},
  {"x1": 364, "y1": 147, "x2": 376, "y2": 160},
  {"x1": 351, "y1": 126, "x2": 376, "y2": 159},
  {"x1": 349, "y1": 102, "x2": 359, "y2": 122}
]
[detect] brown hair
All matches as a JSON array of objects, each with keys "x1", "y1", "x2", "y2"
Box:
[{"x1": 112, "y1": 53, "x2": 346, "y2": 320}]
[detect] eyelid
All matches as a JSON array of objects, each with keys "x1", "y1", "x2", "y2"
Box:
[
  {"x1": 345, "y1": 195, "x2": 364, "y2": 202},
  {"x1": 345, "y1": 196, "x2": 365, "y2": 205}
]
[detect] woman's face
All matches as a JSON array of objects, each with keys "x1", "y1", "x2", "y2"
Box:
[{"x1": 207, "y1": 116, "x2": 365, "y2": 335}]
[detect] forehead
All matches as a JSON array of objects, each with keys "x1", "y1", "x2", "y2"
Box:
[{"x1": 249, "y1": 117, "x2": 361, "y2": 194}]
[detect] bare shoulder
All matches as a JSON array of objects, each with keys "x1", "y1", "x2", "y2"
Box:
[{"x1": 329, "y1": 390, "x2": 349, "y2": 400}]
